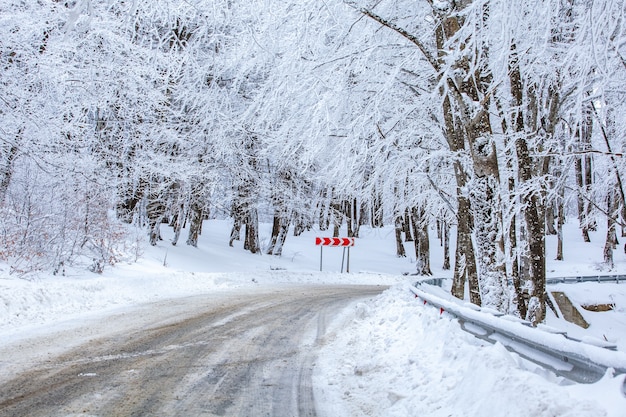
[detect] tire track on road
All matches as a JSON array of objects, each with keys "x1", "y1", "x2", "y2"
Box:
[{"x1": 0, "y1": 285, "x2": 385, "y2": 417}]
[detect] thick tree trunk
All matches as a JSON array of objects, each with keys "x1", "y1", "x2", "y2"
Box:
[
  {"x1": 267, "y1": 209, "x2": 290, "y2": 256},
  {"x1": 394, "y1": 215, "x2": 406, "y2": 258},
  {"x1": 171, "y1": 202, "x2": 186, "y2": 246},
  {"x1": 514, "y1": 137, "x2": 546, "y2": 324},
  {"x1": 272, "y1": 216, "x2": 290, "y2": 256},
  {"x1": 186, "y1": 182, "x2": 205, "y2": 248},
  {"x1": 469, "y1": 172, "x2": 507, "y2": 311},
  {"x1": 186, "y1": 201, "x2": 203, "y2": 248},
  {"x1": 444, "y1": 115, "x2": 480, "y2": 303},
  {"x1": 229, "y1": 197, "x2": 245, "y2": 247},
  {"x1": 266, "y1": 214, "x2": 281, "y2": 255},
  {"x1": 229, "y1": 216, "x2": 242, "y2": 247},
  {"x1": 523, "y1": 193, "x2": 546, "y2": 324},
  {"x1": 434, "y1": 6, "x2": 489, "y2": 307},
  {"x1": 169, "y1": 180, "x2": 185, "y2": 246},
  {"x1": 403, "y1": 208, "x2": 413, "y2": 241},
  {"x1": 507, "y1": 42, "x2": 548, "y2": 323},
  {"x1": 452, "y1": 193, "x2": 480, "y2": 305},
  {"x1": 411, "y1": 206, "x2": 432, "y2": 276},
  {"x1": 244, "y1": 207, "x2": 260, "y2": 254}
]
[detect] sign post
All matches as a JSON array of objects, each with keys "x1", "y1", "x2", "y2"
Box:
[{"x1": 315, "y1": 237, "x2": 355, "y2": 272}]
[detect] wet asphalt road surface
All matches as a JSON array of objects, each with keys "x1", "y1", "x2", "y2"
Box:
[{"x1": 0, "y1": 285, "x2": 385, "y2": 417}]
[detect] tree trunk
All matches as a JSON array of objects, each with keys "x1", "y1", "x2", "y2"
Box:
[
  {"x1": 229, "y1": 217, "x2": 242, "y2": 246},
  {"x1": 411, "y1": 205, "x2": 432, "y2": 276},
  {"x1": 403, "y1": 208, "x2": 413, "y2": 241},
  {"x1": 0, "y1": 144, "x2": 18, "y2": 205},
  {"x1": 604, "y1": 190, "x2": 618, "y2": 268},
  {"x1": 508, "y1": 41, "x2": 547, "y2": 323},
  {"x1": 318, "y1": 199, "x2": 329, "y2": 231},
  {"x1": 344, "y1": 200, "x2": 354, "y2": 238},
  {"x1": 556, "y1": 186, "x2": 565, "y2": 261},
  {"x1": 442, "y1": 219, "x2": 450, "y2": 270},
  {"x1": 371, "y1": 192, "x2": 383, "y2": 228},
  {"x1": 469, "y1": 172, "x2": 507, "y2": 311},
  {"x1": 146, "y1": 185, "x2": 166, "y2": 246},
  {"x1": 545, "y1": 203, "x2": 557, "y2": 235},
  {"x1": 510, "y1": 212, "x2": 526, "y2": 318},
  {"x1": 244, "y1": 207, "x2": 260, "y2": 254},
  {"x1": 293, "y1": 214, "x2": 310, "y2": 236},
  {"x1": 452, "y1": 193, "x2": 480, "y2": 305},
  {"x1": 229, "y1": 198, "x2": 245, "y2": 247},
  {"x1": 584, "y1": 155, "x2": 596, "y2": 231},
  {"x1": 186, "y1": 200, "x2": 203, "y2": 247},
  {"x1": 343, "y1": 198, "x2": 360, "y2": 238},
  {"x1": 185, "y1": 182, "x2": 205, "y2": 248},
  {"x1": 267, "y1": 209, "x2": 290, "y2": 256},
  {"x1": 593, "y1": 105, "x2": 626, "y2": 237},
  {"x1": 575, "y1": 110, "x2": 595, "y2": 242},
  {"x1": 272, "y1": 216, "x2": 290, "y2": 256},
  {"x1": 442, "y1": 98, "x2": 480, "y2": 304},
  {"x1": 436, "y1": 219, "x2": 442, "y2": 242},
  {"x1": 434, "y1": 5, "x2": 494, "y2": 307},
  {"x1": 505, "y1": 144, "x2": 525, "y2": 318},
  {"x1": 575, "y1": 157, "x2": 590, "y2": 242},
  {"x1": 394, "y1": 215, "x2": 406, "y2": 258},
  {"x1": 117, "y1": 177, "x2": 146, "y2": 225},
  {"x1": 266, "y1": 213, "x2": 281, "y2": 255},
  {"x1": 330, "y1": 199, "x2": 342, "y2": 237},
  {"x1": 171, "y1": 201, "x2": 186, "y2": 246}
]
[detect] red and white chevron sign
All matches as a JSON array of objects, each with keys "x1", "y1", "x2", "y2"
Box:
[{"x1": 315, "y1": 237, "x2": 355, "y2": 247}]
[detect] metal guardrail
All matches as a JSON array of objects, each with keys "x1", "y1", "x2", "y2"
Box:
[
  {"x1": 413, "y1": 277, "x2": 450, "y2": 287},
  {"x1": 415, "y1": 274, "x2": 625, "y2": 287},
  {"x1": 410, "y1": 283, "x2": 626, "y2": 394},
  {"x1": 546, "y1": 275, "x2": 625, "y2": 284}
]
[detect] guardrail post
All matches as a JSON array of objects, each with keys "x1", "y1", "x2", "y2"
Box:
[{"x1": 319, "y1": 246, "x2": 323, "y2": 272}]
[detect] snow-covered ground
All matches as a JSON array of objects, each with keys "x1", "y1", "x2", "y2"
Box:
[
  {"x1": 1, "y1": 219, "x2": 625, "y2": 416},
  {"x1": 314, "y1": 284, "x2": 626, "y2": 417}
]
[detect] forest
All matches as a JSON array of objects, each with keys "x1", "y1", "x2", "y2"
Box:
[{"x1": 1, "y1": 0, "x2": 625, "y2": 325}]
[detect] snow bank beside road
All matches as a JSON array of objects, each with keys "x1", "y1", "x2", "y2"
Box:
[
  {"x1": 314, "y1": 284, "x2": 625, "y2": 417},
  {"x1": 0, "y1": 264, "x2": 402, "y2": 334}
]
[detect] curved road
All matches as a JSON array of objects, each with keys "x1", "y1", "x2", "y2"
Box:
[{"x1": 0, "y1": 284, "x2": 385, "y2": 417}]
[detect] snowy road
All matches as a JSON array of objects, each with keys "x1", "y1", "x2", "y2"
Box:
[{"x1": 0, "y1": 284, "x2": 385, "y2": 417}]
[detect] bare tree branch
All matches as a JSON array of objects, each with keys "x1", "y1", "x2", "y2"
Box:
[{"x1": 344, "y1": 1, "x2": 440, "y2": 71}]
